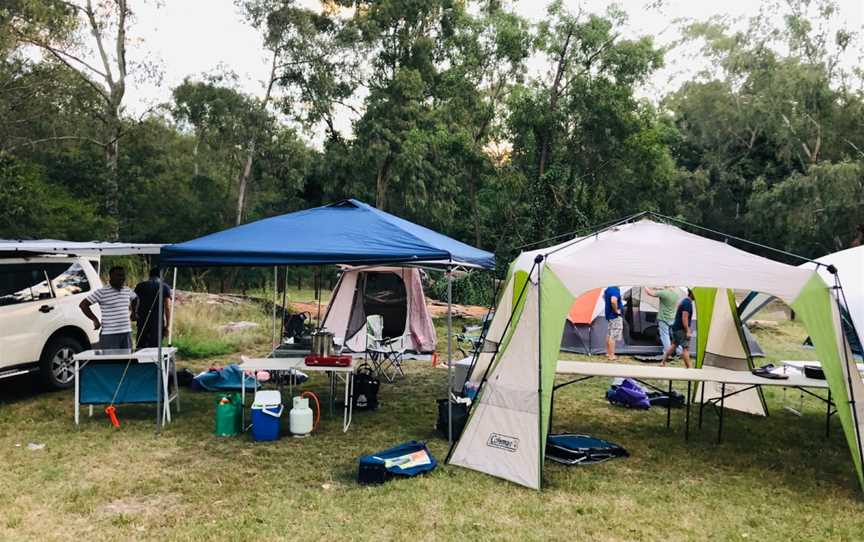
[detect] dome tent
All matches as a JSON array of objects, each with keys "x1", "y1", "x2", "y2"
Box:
[
  {"x1": 321, "y1": 266, "x2": 437, "y2": 353},
  {"x1": 448, "y1": 217, "x2": 863, "y2": 491},
  {"x1": 561, "y1": 286, "x2": 765, "y2": 358}
]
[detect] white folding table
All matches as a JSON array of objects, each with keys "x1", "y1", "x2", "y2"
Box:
[
  {"x1": 239, "y1": 356, "x2": 357, "y2": 432},
  {"x1": 73, "y1": 347, "x2": 179, "y2": 427},
  {"x1": 554, "y1": 361, "x2": 833, "y2": 442}
]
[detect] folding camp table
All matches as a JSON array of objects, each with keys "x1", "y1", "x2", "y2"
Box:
[
  {"x1": 73, "y1": 347, "x2": 179, "y2": 427},
  {"x1": 238, "y1": 356, "x2": 357, "y2": 432},
  {"x1": 554, "y1": 361, "x2": 835, "y2": 443}
]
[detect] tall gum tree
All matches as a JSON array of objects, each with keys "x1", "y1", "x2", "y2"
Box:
[{"x1": 6, "y1": 0, "x2": 143, "y2": 239}]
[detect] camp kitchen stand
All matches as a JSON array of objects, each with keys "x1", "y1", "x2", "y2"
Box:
[
  {"x1": 73, "y1": 347, "x2": 179, "y2": 428},
  {"x1": 239, "y1": 356, "x2": 358, "y2": 433}
]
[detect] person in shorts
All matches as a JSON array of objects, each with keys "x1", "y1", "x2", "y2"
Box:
[
  {"x1": 79, "y1": 266, "x2": 138, "y2": 350},
  {"x1": 646, "y1": 286, "x2": 682, "y2": 357},
  {"x1": 604, "y1": 286, "x2": 623, "y2": 361},
  {"x1": 661, "y1": 289, "x2": 694, "y2": 368}
]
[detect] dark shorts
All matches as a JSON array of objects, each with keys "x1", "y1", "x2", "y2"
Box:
[
  {"x1": 100, "y1": 332, "x2": 132, "y2": 350},
  {"x1": 671, "y1": 328, "x2": 689, "y2": 348}
]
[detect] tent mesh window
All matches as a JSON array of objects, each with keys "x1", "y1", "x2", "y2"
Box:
[{"x1": 363, "y1": 272, "x2": 408, "y2": 339}]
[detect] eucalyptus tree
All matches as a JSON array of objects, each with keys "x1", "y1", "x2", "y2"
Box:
[{"x1": 4, "y1": 0, "x2": 146, "y2": 238}]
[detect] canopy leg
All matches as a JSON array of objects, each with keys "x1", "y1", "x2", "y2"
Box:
[
  {"x1": 168, "y1": 268, "x2": 177, "y2": 345},
  {"x1": 272, "y1": 266, "x2": 278, "y2": 348},
  {"x1": 447, "y1": 268, "x2": 453, "y2": 444}
]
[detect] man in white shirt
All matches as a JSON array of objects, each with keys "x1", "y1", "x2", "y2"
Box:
[{"x1": 79, "y1": 266, "x2": 138, "y2": 350}]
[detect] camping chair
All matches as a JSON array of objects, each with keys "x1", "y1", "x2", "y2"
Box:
[{"x1": 365, "y1": 314, "x2": 407, "y2": 383}]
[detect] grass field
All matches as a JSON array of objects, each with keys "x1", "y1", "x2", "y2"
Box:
[{"x1": 2, "y1": 300, "x2": 864, "y2": 541}]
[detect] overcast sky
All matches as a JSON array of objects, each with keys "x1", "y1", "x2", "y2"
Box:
[{"x1": 124, "y1": 0, "x2": 863, "y2": 140}]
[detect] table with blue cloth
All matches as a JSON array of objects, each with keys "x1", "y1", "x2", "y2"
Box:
[{"x1": 73, "y1": 347, "x2": 178, "y2": 427}]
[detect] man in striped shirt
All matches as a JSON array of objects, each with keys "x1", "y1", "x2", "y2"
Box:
[{"x1": 79, "y1": 266, "x2": 138, "y2": 350}]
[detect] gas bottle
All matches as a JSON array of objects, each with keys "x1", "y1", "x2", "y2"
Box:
[{"x1": 289, "y1": 396, "x2": 313, "y2": 437}]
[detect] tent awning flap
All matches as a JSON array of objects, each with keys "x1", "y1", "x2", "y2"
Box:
[{"x1": 160, "y1": 199, "x2": 494, "y2": 269}]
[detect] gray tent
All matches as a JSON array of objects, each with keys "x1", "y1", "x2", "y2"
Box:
[{"x1": 560, "y1": 286, "x2": 764, "y2": 357}]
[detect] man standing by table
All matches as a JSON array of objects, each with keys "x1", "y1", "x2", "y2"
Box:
[
  {"x1": 646, "y1": 286, "x2": 682, "y2": 358},
  {"x1": 661, "y1": 289, "x2": 694, "y2": 368},
  {"x1": 604, "y1": 286, "x2": 623, "y2": 361},
  {"x1": 79, "y1": 266, "x2": 138, "y2": 350},
  {"x1": 134, "y1": 267, "x2": 172, "y2": 348}
]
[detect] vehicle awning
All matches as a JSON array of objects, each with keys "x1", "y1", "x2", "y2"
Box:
[{"x1": 0, "y1": 239, "x2": 163, "y2": 257}]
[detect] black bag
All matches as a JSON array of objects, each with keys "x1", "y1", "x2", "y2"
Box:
[
  {"x1": 647, "y1": 389, "x2": 685, "y2": 408},
  {"x1": 283, "y1": 311, "x2": 310, "y2": 340},
  {"x1": 804, "y1": 364, "x2": 826, "y2": 380},
  {"x1": 435, "y1": 398, "x2": 468, "y2": 439},
  {"x1": 353, "y1": 364, "x2": 380, "y2": 411}
]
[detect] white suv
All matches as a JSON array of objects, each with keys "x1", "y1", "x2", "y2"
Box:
[{"x1": 0, "y1": 256, "x2": 101, "y2": 389}]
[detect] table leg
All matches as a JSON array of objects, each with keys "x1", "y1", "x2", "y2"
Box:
[
  {"x1": 698, "y1": 382, "x2": 705, "y2": 430},
  {"x1": 342, "y1": 372, "x2": 352, "y2": 432},
  {"x1": 718, "y1": 383, "x2": 726, "y2": 444},
  {"x1": 74, "y1": 359, "x2": 80, "y2": 425},
  {"x1": 826, "y1": 388, "x2": 832, "y2": 439},
  {"x1": 329, "y1": 371, "x2": 336, "y2": 417},
  {"x1": 685, "y1": 381, "x2": 691, "y2": 441},
  {"x1": 666, "y1": 380, "x2": 672, "y2": 429},
  {"x1": 173, "y1": 355, "x2": 180, "y2": 413},
  {"x1": 241, "y1": 369, "x2": 246, "y2": 431},
  {"x1": 162, "y1": 359, "x2": 171, "y2": 424}
]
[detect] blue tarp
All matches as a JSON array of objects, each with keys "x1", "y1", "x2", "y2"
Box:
[{"x1": 160, "y1": 199, "x2": 494, "y2": 269}]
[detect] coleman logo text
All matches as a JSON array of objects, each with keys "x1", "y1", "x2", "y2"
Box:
[{"x1": 487, "y1": 433, "x2": 519, "y2": 452}]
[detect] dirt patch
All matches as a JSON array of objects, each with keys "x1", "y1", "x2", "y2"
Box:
[
  {"x1": 99, "y1": 494, "x2": 181, "y2": 517},
  {"x1": 426, "y1": 300, "x2": 487, "y2": 319}
]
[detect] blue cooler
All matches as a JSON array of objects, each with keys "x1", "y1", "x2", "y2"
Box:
[{"x1": 251, "y1": 390, "x2": 283, "y2": 441}]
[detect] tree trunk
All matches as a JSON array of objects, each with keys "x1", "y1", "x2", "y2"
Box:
[
  {"x1": 193, "y1": 137, "x2": 200, "y2": 177},
  {"x1": 235, "y1": 140, "x2": 256, "y2": 225},
  {"x1": 469, "y1": 167, "x2": 481, "y2": 246},
  {"x1": 234, "y1": 53, "x2": 278, "y2": 226},
  {"x1": 104, "y1": 123, "x2": 121, "y2": 240},
  {"x1": 537, "y1": 31, "x2": 572, "y2": 180},
  {"x1": 376, "y1": 154, "x2": 392, "y2": 210}
]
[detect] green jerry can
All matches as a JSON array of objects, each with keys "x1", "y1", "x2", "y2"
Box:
[{"x1": 214, "y1": 392, "x2": 242, "y2": 436}]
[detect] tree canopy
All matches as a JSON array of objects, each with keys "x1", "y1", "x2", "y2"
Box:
[{"x1": 1, "y1": 0, "x2": 862, "y2": 269}]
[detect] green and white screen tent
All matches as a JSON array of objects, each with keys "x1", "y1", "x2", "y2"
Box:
[
  {"x1": 693, "y1": 287, "x2": 767, "y2": 416},
  {"x1": 450, "y1": 219, "x2": 864, "y2": 492}
]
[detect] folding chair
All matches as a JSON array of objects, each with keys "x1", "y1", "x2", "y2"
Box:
[{"x1": 365, "y1": 314, "x2": 407, "y2": 383}]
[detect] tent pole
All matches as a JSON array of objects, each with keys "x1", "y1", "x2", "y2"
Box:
[
  {"x1": 156, "y1": 266, "x2": 163, "y2": 434},
  {"x1": 281, "y1": 266, "x2": 288, "y2": 316},
  {"x1": 535, "y1": 255, "x2": 544, "y2": 488},
  {"x1": 447, "y1": 266, "x2": 454, "y2": 444},
  {"x1": 168, "y1": 267, "x2": 177, "y2": 345},
  {"x1": 833, "y1": 273, "x2": 864, "y2": 479},
  {"x1": 272, "y1": 266, "x2": 278, "y2": 348}
]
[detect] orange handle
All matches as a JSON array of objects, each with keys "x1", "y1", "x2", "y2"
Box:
[
  {"x1": 300, "y1": 391, "x2": 321, "y2": 431},
  {"x1": 105, "y1": 406, "x2": 120, "y2": 428}
]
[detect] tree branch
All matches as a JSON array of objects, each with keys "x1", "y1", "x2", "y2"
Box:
[
  {"x1": 3, "y1": 135, "x2": 107, "y2": 153},
  {"x1": 84, "y1": 0, "x2": 116, "y2": 88}
]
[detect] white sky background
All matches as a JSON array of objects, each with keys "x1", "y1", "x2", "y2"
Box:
[{"x1": 125, "y1": 0, "x2": 864, "y2": 143}]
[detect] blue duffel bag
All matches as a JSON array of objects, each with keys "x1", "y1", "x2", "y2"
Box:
[{"x1": 357, "y1": 441, "x2": 437, "y2": 485}]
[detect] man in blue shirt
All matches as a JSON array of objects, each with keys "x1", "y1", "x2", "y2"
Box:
[
  {"x1": 604, "y1": 286, "x2": 623, "y2": 361},
  {"x1": 661, "y1": 289, "x2": 694, "y2": 368}
]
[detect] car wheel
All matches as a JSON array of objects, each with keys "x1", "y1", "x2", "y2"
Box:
[{"x1": 40, "y1": 336, "x2": 83, "y2": 390}]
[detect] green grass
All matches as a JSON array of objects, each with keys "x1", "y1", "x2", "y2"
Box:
[{"x1": 2, "y1": 305, "x2": 864, "y2": 541}]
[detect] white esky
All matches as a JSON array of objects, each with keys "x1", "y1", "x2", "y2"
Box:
[{"x1": 126, "y1": 0, "x2": 863, "y2": 143}]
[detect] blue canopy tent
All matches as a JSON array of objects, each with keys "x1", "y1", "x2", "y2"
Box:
[
  {"x1": 160, "y1": 199, "x2": 494, "y2": 269},
  {"x1": 156, "y1": 199, "x2": 494, "y2": 439}
]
